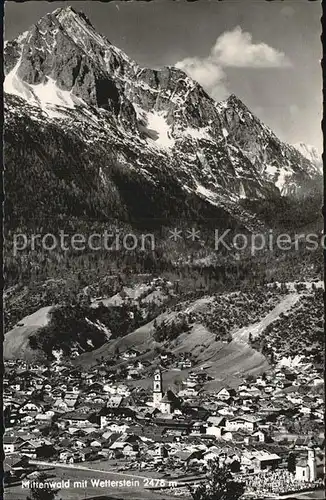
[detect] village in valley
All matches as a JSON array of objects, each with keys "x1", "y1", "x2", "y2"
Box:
[
  {"x1": 3, "y1": 341, "x2": 325, "y2": 499},
  {"x1": 3, "y1": 277, "x2": 325, "y2": 500}
]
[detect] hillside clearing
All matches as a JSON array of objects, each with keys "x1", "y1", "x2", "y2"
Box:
[{"x1": 4, "y1": 306, "x2": 53, "y2": 360}]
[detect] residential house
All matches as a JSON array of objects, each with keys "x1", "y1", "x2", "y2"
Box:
[
  {"x1": 226, "y1": 416, "x2": 260, "y2": 433},
  {"x1": 53, "y1": 399, "x2": 69, "y2": 412},
  {"x1": 313, "y1": 377, "x2": 324, "y2": 386},
  {"x1": 203, "y1": 446, "x2": 221, "y2": 463},
  {"x1": 122, "y1": 442, "x2": 139, "y2": 458},
  {"x1": 17, "y1": 439, "x2": 55, "y2": 459},
  {"x1": 121, "y1": 349, "x2": 139, "y2": 360},
  {"x1": 4, "y1": 406, "x2": 23, "y2": 428},
  {"x1": 251, "y1": 430, "x2": 268, "y2": 443},
  {"x1": 19, "y1": 402, "x2": 42, "y2": 414},
  {"x1": 109, "y1": 434, "x2": 140, "y2": 457},
  {"x1": 3, "y1": 436, "x2": 20, "y2": 454},
  {"x1": 216, "y1": 388, "x2": 236, "y2": 401},
  {"x1": 253, "y1": 452, "x2": 282, "y2": 471},
  {"x1": 4, "y1": 455, "x2": 30, "y2": 484},
  {"x1": 59, "y1": 412, "x2": 93, "y2": 427},
  {"x1": 146, "y1": 444, "x2": 169, "y2": 459}
]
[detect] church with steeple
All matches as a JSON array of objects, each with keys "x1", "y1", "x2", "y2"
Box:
[
  {"x1": 152, "y1": 368, "x2": 180, "y2": 414},
  {"x1": 295, "y1": 441, "x2": 317, "y2": 482},
  {"x1": 153, "y1": 367, "x2": 164, "y2": 407}
]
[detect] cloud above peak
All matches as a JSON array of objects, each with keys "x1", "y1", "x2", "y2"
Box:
[
  {"x1": 176, "y1": 26, "x2": 291, "y2": 101},
  {"x1": 211, "y1": 26, "x2": 291, "y2": 68}
]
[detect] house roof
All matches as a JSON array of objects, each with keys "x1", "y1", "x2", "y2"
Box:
[
  {"x1": 81, "y1": 447, "x2": 96, "y2": 455},
  {"x1": 4, "y1": 454, "x2": 27, "y2": 469},
  {"x1": 173, "y1": 450, "x2": 197, "y2": 461},
  {"x1": 296, "y1": 459, "x2": 308, "y2": 468},
  {"x1": 204, "y1": 446, "x2": 220, "y2": 455},
  {"x1": 294, "y1": 436, "x2": 312, "y2": 446},
  {"x1": 217, "y1": 387, "x2": 235, "y2": 394},
  {"x1": 60, "y1": 439, "x2": 73, "y2": 447},
  {"x1": 161, "y1": 390, "x2": 178, "y2": 403},
  {"x1": 59, "y1": 448, "x2": 72, "y2": 454},
  {"x1": 229, "y1": 415, "x2": 260, "y2": 423},
  {"x1": 18, "y1": 438, "x2": 53, "y2": 448},
  {"x1": 255, "y1": 453, "x2": 281, "y2": 462},
  {"x1": 3, "y1": 436, "x2": 19, "y2": 444},
  {"x1": 100, "y1": 407, "x2": 135, "y2": 417},
  {"x1": 207, "y1": 416, "x2": 226, "y2": 426},
  {"x1": 62, "y1": 412, "x2": 91, "y2": 421}
]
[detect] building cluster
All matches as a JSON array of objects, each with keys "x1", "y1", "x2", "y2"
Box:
[{"x1": 3, "y1": 357, "x2": 325, "y2": 497}]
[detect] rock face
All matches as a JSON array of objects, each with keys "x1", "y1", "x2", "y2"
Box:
[
  {"x1": 4, "y1": 6, "x2": 321, "y2": 231},
  {"x1": 293, "y1": 143, "x2": 322, "y2": 172},
  {"x1": 215, "y1": 95, "x2": 319, "y2": 196}
]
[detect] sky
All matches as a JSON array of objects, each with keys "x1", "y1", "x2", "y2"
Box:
[{"x1": 4, "y1": 0, "x2": 323, "y2": 150}]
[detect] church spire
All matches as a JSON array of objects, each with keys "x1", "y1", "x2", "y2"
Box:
[{"x1": 153, "y1": 367, "x2": 163, "y2": 407}]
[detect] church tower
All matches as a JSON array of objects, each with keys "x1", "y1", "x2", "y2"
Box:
[
  {"x1": 308, "y1": 442, "x2": 317, "y2": 481},
  {"x1": 153, "y1": 368, "x2": 163, "y2": 407}
]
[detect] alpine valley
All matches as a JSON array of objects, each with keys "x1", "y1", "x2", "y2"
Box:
[{"x1": 4, "y1": 7, "x2": 323, "y2": 375}]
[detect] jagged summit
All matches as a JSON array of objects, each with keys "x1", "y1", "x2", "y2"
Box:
[
  {"x1": 55, "y1": 5, "x2": 94, "y2": 25},
  {"x1": 220, "y1": 93, "x2": 265, "y2": 123},
  {"x1": 49, "y1": 6, "x2": 100, "y2": 35},
  {"x1": 52, "y1": 5, "x2": 112, "y2": 46},
  {"x1": 52, "y1": 5, "x2": 81, "y2": 17},
  {"x1": 226, "y1": 93, "x2": 244, "y2": 105},
  {"x1": 37, "y1": 5, "x2": 99, "y2": 36}
]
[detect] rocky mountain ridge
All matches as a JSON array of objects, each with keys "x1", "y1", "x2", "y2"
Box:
[
  {"x1": 293, "y1": 143, "x2": 322, "y2": 171},
  {"x1": 4, "y1": 6, "x2": 321, "y2": 234}
]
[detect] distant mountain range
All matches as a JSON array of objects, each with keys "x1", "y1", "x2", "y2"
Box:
[{"x1": 4, "y1": 6, "x2": 322, "y2": 232}]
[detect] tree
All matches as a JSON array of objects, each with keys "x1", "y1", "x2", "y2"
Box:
[
  {"x1": 174, "y1": 375, "x2": 183, "y2": 391},
  {"x1": 188, "y1": 459, "x2": 245, "y2": 500},
  {"x1": 287, "y1": 452, "x2": 296, "y2": 473},
  {"x1": 26, "y1": 473, "x2": 60, "y2": 500},
  {"x1": 269, "y1": 351, "x2": 275, "y2": 364}
]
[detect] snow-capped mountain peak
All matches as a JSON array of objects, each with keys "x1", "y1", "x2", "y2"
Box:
[{"x1": 4, "y1": 7, "x2": 322, "y2": 233}]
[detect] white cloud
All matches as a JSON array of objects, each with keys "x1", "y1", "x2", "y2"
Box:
[
  {"x1": 175, "y1": 57, "x2": 228, "y2": 101},
  {"x1": 212, "y1": 26, "x2": 291, "y2": 68},
  {"x1": 175, "y1": 26, "x2": 291, "y2": 101}
]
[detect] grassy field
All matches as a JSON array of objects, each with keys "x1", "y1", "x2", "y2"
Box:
[{"x1": 4, "y1": 306, "x2": 53, "y2": 360}]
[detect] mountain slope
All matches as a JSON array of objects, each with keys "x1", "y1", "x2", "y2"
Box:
[
  {"x1": 3, "y1": 306, "x2": 53, "y2": 361},
  {"x1": 4, "y1": 6, "x2": 321, "y2": 234},
  {"x1": 293, "y1": 143, "x2": 322, "y2": 171},
  {"x1": 73, "y1": 288, "x2": 287, "y2": 380}
]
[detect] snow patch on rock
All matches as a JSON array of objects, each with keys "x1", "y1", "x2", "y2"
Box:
[
  {"x1": 145, "y1": 110, "x2": 175, "y2": 149},
  {"x1": 183, "y1": 126, "x2": 211, "y2": 140},
  {"x1": 4, "y1": 59, "x2": 85, "y2": 118}
]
